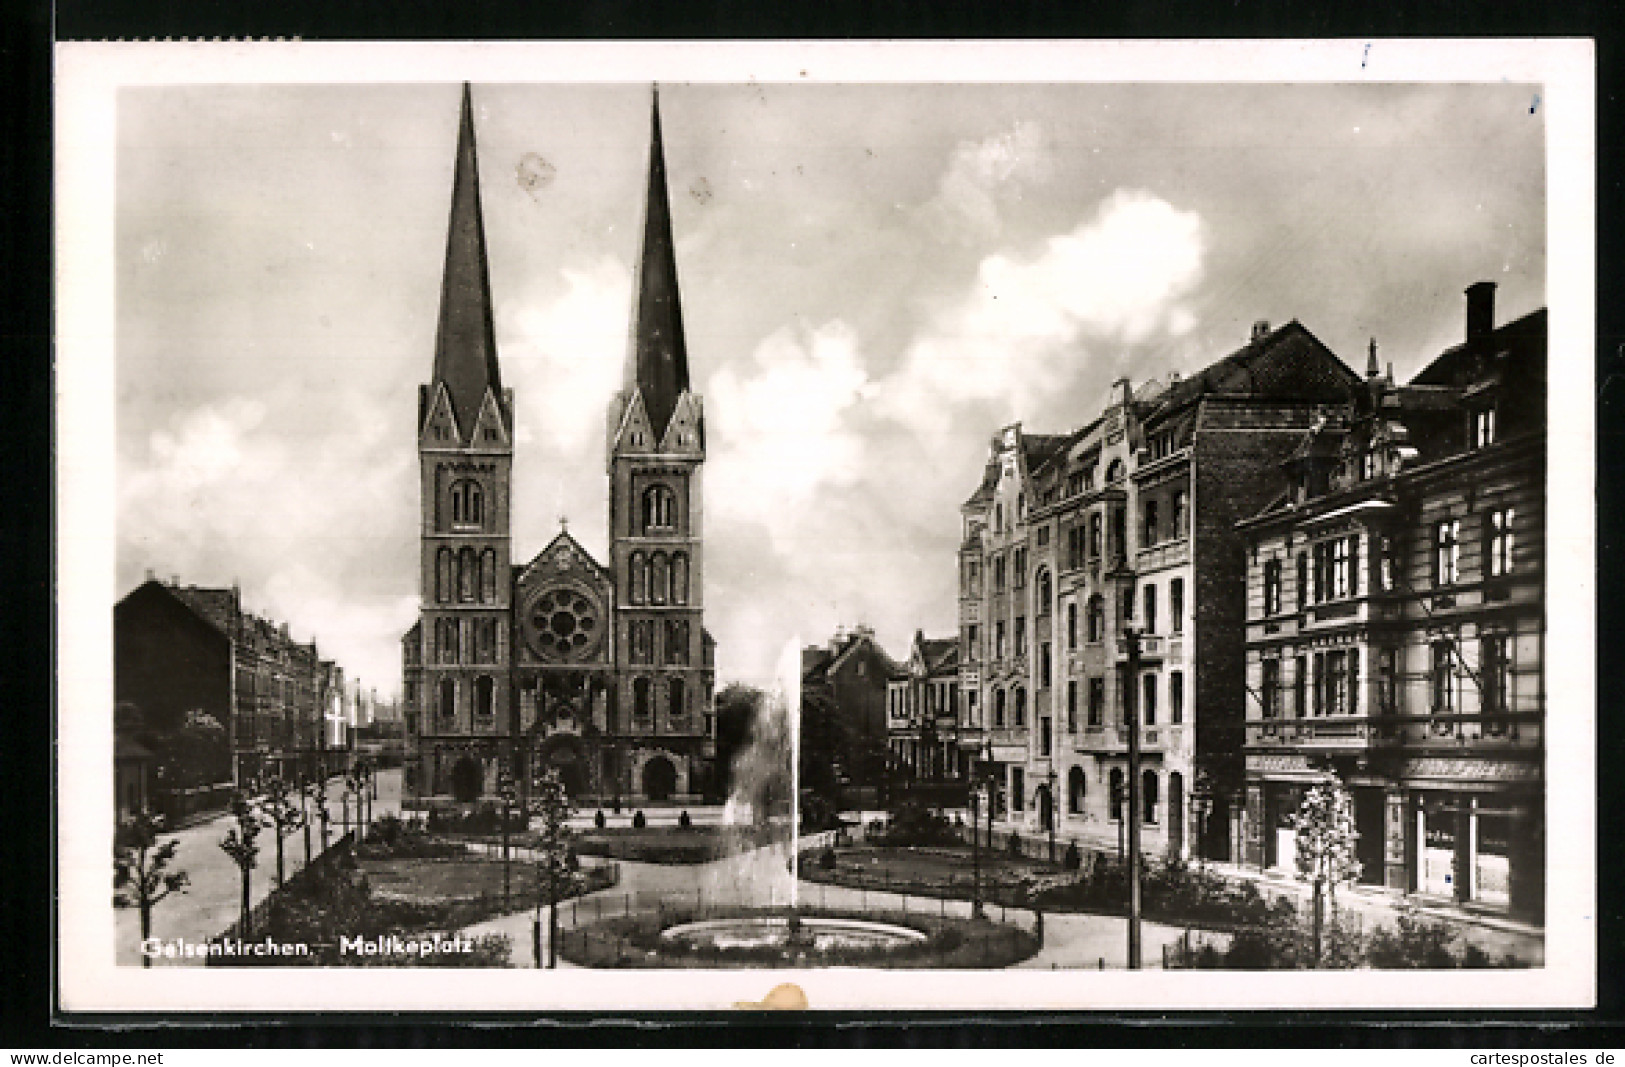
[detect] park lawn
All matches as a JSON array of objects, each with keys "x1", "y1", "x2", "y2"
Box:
[
  {"x1": 801, "y1": 845, "x2": 1066, "y2": 906},
  {"x1": 572, "y1": 825, "x2": 779, "y2": 865}
]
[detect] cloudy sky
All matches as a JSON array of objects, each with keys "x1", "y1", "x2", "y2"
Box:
[{"x1": 115, "y1": 80, "x2": 1544, "y2": 695}]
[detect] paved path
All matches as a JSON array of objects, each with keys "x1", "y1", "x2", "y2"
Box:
[{"x1": 115, "y1": 768, "x2": 403, "y2": 966}]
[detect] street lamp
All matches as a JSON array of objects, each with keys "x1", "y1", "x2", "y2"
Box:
[
  {"x1": 1045, "y1": 765, "x2": 1057, "y2": 865},
  {"x1": 969, "y1": 778, "x2": 985, "y2": 919},
  {"x1": 499, "y1": 770, "x2": 517, "y2": 912}
]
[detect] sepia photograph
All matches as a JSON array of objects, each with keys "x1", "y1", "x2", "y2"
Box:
[{"x1": 55, "y1": 39, "x2": 1595, "y2": 1012}]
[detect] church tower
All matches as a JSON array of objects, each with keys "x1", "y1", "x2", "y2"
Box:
[
  {"x1": 606, "y1": 87, "x2": 713, "y2": 801},
  {"x1": 414, "y1": 84, "x2": 515, "y2": 800}
]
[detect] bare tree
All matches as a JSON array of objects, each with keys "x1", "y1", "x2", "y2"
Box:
[{"x1": 113, "y1": 810, "x2": 190, "y2": 967}]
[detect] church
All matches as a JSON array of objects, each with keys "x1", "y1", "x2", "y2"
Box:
[{"x1": 402, "y1": 86, "x2": 716, "y2": 810}]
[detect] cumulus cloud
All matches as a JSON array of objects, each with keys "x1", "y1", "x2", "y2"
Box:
[
  {"x1": 921, "y1": 120, "x2": 1055, "y2": 240},
  {"x1": 705, "y1": 320, "x2": 876, "y2": 551}
]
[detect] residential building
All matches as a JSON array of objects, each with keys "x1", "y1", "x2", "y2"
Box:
[
  {"x1": 1238, "y1": 283, "x2": 1545, "y2": 923},
  {"x1": 960, "y1": 320, "x2": 1361, "y2": 856},
  {"x1": 885, "y1": 631, "x2": 961, "y2": 782},
  {"x1": 800, "y1": 626, "x2": 899, "y2": 801},
  {"x1": 404, "y1": 86, "x2": 716, "y2": 809}
]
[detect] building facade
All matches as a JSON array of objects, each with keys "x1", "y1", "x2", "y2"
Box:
[
  {"x1": 115, "y1": 577, "x2": 337, "y2": 793},
  {"x1": 800, "y1": 626, "x2": 899, "y2": 801},
  {"x1": 885, "y1": 631, "x2": 961, "y2": 782},
  {"x1": 1238, "y1": 284, "x2": 1545, "y2": 923},
  {"x1": 958, "y1": 321, "x2": 1361, "y2": 859},
  {"x1": 404, "y1": 86, "x2": 716, "y2": 809}
]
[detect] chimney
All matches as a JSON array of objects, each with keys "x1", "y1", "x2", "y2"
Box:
[
  {"x1": 1252, "y1": 320, "x2": 1271, "y2": 342},
  {"x1": 1367, "y1": 337, "x2": 1381, "y2": 379},
  {"x1": 144, "y1": 568, "x2": 155, "y2": 583},
  {"x1": 1466, "y1": 281, "x2": 1496, "y2": 344}
]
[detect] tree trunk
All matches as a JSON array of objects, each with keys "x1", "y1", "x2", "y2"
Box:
[
  {"x1": 276, "y1": 832, "x2": 286, "y2": 886},
  {"x1": 241, "y1": 869, "x2": 252, "y2": 938},
  {"x1": 140, "y1": 900, "x2": 152, "y2": 969},
  {"x1": 1311, "y1": 878, "x2": 1324, "y2": 967}
]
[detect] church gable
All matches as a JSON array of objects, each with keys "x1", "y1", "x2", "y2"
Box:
[
  {"x1": 469, "y1": 388, "x2": 510, "y2": 448},
  {"x1": 513, "y1": 531, "x2": 613, "y2": 667},
  {"x1": 611, "y1": 388, "x2": 658, "y2": 455},
  {"x1": 420, "y1": 381, "x2": 463, "y2": 447},
  {"x1": 658, "y1": 391, "x2": 704, "y2": 456}
]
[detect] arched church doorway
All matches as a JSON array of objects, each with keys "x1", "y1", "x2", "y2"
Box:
[
  {"x1": 536, "y1": 736, "x2": 589, "y2": 802},
  {"x1": 642, "y1": 755, "x2": 677, "y2": 802},
  {"x1": 451, "y1": 756, "x2": 484, "y2": 803}
]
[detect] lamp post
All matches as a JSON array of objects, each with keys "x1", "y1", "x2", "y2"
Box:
[
  {"x1": 1045, "y1": 765, "x2": 1057, "y2": 865},
  {"x1": 1191, "y1": 769, "x2": 1215, "y2": 874},
  {"x1": 499, "y1": 770, "x2": 516, "y2": 912},
  {"x1": 1120, "y1": 623, "x2": 1144, "y2": 970},
  {"x1": 969, "y1": 780, "x2": 984, "y2": 919}
]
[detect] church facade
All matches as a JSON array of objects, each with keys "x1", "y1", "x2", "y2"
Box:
[{"x1": 403, "y1": 86, "x2": 716, "y2": 810}]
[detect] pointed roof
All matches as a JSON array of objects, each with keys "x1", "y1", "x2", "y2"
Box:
[
  {"x1": 432, "y1": 84, "x2": 504, "y2": 439},
  {"x1": 625, "y1": 86, "x2": 691, "y2": 440}
]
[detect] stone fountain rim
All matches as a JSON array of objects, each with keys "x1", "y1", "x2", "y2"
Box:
[{"x1": 658, "y1": 914, "x2": 930, "y2": 945}]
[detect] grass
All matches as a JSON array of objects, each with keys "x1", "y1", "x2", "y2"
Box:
[
  {"x1": 800, "y1": 845, "x2": 1064, "y2": 907},
  {"x1": 572, "y1": 824, "x2": 784, "y2": 865}
]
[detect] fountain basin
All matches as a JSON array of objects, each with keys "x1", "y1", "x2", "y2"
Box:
[{"x1": 660, "y1": 915, "x2": 927, "y2": 952}]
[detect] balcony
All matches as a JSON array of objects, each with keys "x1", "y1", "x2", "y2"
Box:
[{"x1": 1249, "y1": 711, "x2": 1541, "y2": 751}]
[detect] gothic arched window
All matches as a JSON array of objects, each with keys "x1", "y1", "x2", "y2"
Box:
[
  {"x1": 650, "y1": 552, "x2": 668, "y2": 605},
  {"x1": 459, "y1": 547, "x2": 477, "y2": 602},
  {"x1": 450, "y1": 479, "x2": 483, "y2": 529},
  {"x1": 439, "y1": 678, "x2": 456, "y2": 720},
  {"x1": 480, "y1": 548, "x2": 497, "y2": 603},
  {"x1": 669, "y1": 677, "x2": 685, "y2": 720},
  {"x1": 436, "y1": 547, "x2": 453, "y2": 603},
  {"x1": 474, "y1": 676, "x2": 494, "y2": 720},
  {"x1": 629, "y1": 552, "x2": 646, "y2": 605},
  {"x1": 642, "y1": 484, "x2": 676, "y2": 532},
  {"x1": 665, "y1": 619, "x2": 689, "y2": 665},
  {"x1": 633, "y1": 677, "x2": 651, "y2": 722},
  {"x1": 671, "y1": 552, "x2": 688, "y2": 605}
]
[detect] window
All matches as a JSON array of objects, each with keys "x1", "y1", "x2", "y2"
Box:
[
  {"x1": 1069, "y1": 767, "x2": 1086, "y2": 814},
  {"x1": 1377, "y1": 648, "x2": 1399, "y2": 715},
  {"x1": 641, "y1": 484, "x2": 677, "y2": 532},
  {"x1": 1087, "y1": 596, "x2": 1105, "y2": 643},
  {"x1": 1261, "y1": 659, "x2": 1281, "y2": 719},
  {"x1": 1323, "y1": 650, "x2": 1348, "y2": 716},
  {"x1": 1036, "y1": 525, "x2": 1050, "y2": 548},
  {"x1": 1107, "y1": 459, "x2": 1125, "y2": 483},
  {"x1": 965, "y1": 624, "x2": 979, "y2": 663},
  {"x1": 1430, "y1": 641, "x2": 1457, "y2": 714},
  {"x1": 672, "y1": 553, "x2": 689, "y2": 604},
  {"x1": 1294, "y1": 654, "x2": 1308, "y2": 718},
  {"x1": 1473, "y1": 406, "x2": 1497, "y2": 449},
  {"x1": 1296, "y1": 554, "x2": 1309, "y2": 610},
  {"x1": 669, "y1": 677, "x2": 685, "y2": 721},
  {"x1": 966, "y1": 690, "x2": 979, "y2": 729},
  {"x1": 1488, "y1": 508, "x2": 1516, "y2": 577},
  {"x1": 1014, "y1": 687, "x2": 1027, "y2": 727},
  {"x1": 631, "y1": 620, "x2": 655, "y2": 665},
  {"x1": 1172, "y1": 490, "x2": 1188, "y2": 538},
  {"x1": 1015, "y1": 616, "x2": 1027, "y2": 657},
  {"x1": 1170, "y1": 671, "x2": 1184, "y2": 724},
  {"x1": 1109, "y1": 768, "x2": 1125, "y2": 821},
  {"x1": 993, "y1": 555, "x2": 1006, "y2": 593},
  {"x1": 1066, "y1": 681, "x2": 1079, "y2": 732},
  {"x1": 459, "y1": 547, "x2": 477, "y2": 602},
  {"x1": 629, "y1": 552, "x2": 646, "y2": 604},
  {"x1": 1435, "y1": 520, "x2": 1461, "y2": 586},
  {"x1": 650, "y1": 553, "x2": 668, "y2": 605},
  {"x1": 1067, "y1": 526, "x2": 1084, "y2": 569},
  {"x1": 1013, "y1": 548, "x2": 1028, "y2": 589},
  {"x1": 1119, "y1": 585, "x2": 1134, "y2": 629},
  {"x1": 1067, "y1": 603, "x2": 1078, "y2": 649},
  {"x1": 994, "y1": 688, "x2": 1006, "y2": 728},
  {"x1": 665, "y1": 619, "x2": 689, "y2": 665},
  {"x1": 995, "y1": 503, "x2": 1004, "y2": 531},
  {"x1": 1084, "y1": 676, "x2": 1104, "y2": 727},
  {"x1": 1171, "y1": 578, "x2": 1184, "y2": 633},
  {"x1": 995, "y1": 621, "x2": 1007, "y2": 660},
  {"x1": 1037, "y1": 569, "x2": 1052, "y2": 613},
  {"x1": 1110, "y1": 508, "x2": 1127, "y2": 561},
  {"x1": 1142, "y1": 674, "x2": 1157, "y2": 726},
  {"x1": 474, "y1": 676, "x2": 494, "y2": 720},
  {"x1": 1376, "y1": 535, "x2": 1395, "y2": 591},
  {"x1": 1040, "y1": 717, "x2": 1052, "y2": 756},
  {"x1": 1011, "y1": 767, "x2": 1025, "y2": 812},
  {"x1": 1361, "y1": 449, "x2": 1379, "y2": 480},
  {"x1": 450, "y1": 479, "x2": 483, "y2": 528},
  {"x1": 436, "y1": 548, "x2": 453, "y2": 603},
  {"x1": 1089, "y1": 514, "x2": 1103, "y2": 557},
  {"x1": 481, "y1": 548, "x2": 497, "y2": 603},
  {"x1": 1040, "y1": 642, "x2": 1052, "y2": 688},
  {"x1": 632, "y1": 677, "x2": 653, "y2": 723},
  {"x1": 1143, "y1": 584, "x2": 1158, "y2": 635},
  {"x1": 1482, "y1": 634, "x2": 1512, "y2": 717},
  {"x1": 439, "y1": 618, "x2": 460, "y2": 664},
  {"x1": 1143, "y1": 499, "x2": 1159, "y2": 546},
  {"x1": 1143, "y1": 770, "x2": 1159, "y2": 824},
  {"x1": 439, "y1": 678, "x2": 456, "y2": 719}
]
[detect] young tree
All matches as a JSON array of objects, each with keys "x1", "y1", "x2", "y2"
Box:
[
  {"x1": 1292, "y1": 777, "x2": 1362, "y2": 965},
  {"x1": 218, "y1": 793, "x2": 264, "y2": 937},
  {"x1": 308, "y1": 771, "x2": 332, "y2": 852},
  {"x1": 532, "y1": 768, "x2": 581, "y2": 968},
  {"x1": 113, "y1": 810, "x2": 190, "y2": 967},
  {"x1": 259, "y1": 776, "x2": 307, "y2": 886}
]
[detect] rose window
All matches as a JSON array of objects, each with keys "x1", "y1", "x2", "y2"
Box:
[{"x1": 527, "y1": 587, "x2": 602, "y2": 661}]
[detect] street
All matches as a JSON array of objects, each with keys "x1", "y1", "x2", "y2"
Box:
[{"x1": 114, "y1": 768, "x2": 403, "y2": 966}]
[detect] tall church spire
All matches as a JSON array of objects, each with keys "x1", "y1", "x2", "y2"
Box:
[
  {"x1": 432, "y1": 83, "x2": 504, "y2": 439},
  {"x1": 626, "y1": 84, "x2": 691, "y2": 440}
]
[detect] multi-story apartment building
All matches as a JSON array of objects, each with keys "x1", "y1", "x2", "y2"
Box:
[
  {"x1": 1238, "y1": 283, "x2": 1545, "y2": 923},
  {"x1": 959, "y1": 321, "x2": 1361, "y2": 858},
  {"x1": 800, "y1": 626, "x2": 899, "y2": 799},
  {"x1": 885, "y1": 631, "x2": 961, "y2": 782},
  {"x1": 115, "y1": 576, "x2": 337, "y2": 791}
]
